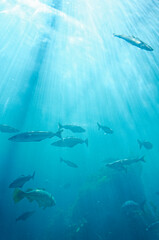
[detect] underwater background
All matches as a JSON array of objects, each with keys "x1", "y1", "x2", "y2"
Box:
[{"x1": 0, "y1": 0, "x2": 159, "y2": 239}]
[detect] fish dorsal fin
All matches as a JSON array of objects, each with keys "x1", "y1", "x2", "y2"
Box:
[{"x1": 26, "y1": 188, "x2": 33, "y2": 192}]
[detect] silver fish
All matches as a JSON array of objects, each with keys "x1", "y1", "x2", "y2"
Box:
[
  {"x1": 60, "y1": 157, "x2": 78, "y2": 168},
  {"x1": 51, "y1": 137, "x2": 88, "y2": 148},
  {"x1": 13, "y1": 188, "x2": 56, "y2": 209},
  {"x1": 137, "y1": 139, "x2": 153, "y2": 149},
  {"x1": 113, "y1": 34, "x2": 153, "y2": 51},
  {"x1": 8, "y1": 129, "x2": 62, "y2": 142},
  {"x1": 0, "y1": 124, "x2": 19, "y2": 133},
  {"x1": 97, "y1": 122, "x2": 113, "y2": 134},
  {"x1": 9, "y1": 171, "x2": 35, "y2": 188},
  {"x1": 16, "y1": 211, "x2": 35, "y2": 222},
  {"x1": 58, "y1": 123, "x2": 86, "y2": 133},
  {"x1": 106, "y1": 156, "x2": 145, "y2": 171}
]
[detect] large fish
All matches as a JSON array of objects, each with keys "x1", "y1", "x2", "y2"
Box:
[
  {"x1": 16, "y1": 211, "x2": 35, "y2": 222},
  {"x1": 9, "y1": 171, "x2": 35, "y2": 188},
  {"x1": 60, "y1": 157, "x2": 78, "y2": 168},
  {"x1": 58, "y1": 123, "x2": 86, "y2": 133},
  {"x1": 137, "y1": 139, "x2": 153, "y2": 150},
  {"x1": 106, "y1": 156, "x2": 145, "y2": 171},
  {"x1": 8, "y1": 129, "x2": 62, "y2": 142},
  {"x1": 97, "y1": 122, "x2": 113, "y2": 134},
  {"x1": 51, "y1": 137, "x2": 88, "y2": 148},
  {"x1": 13, "y1": 188, "x2": 56, "y2": 209},
  {"x1": 0, "y1": 124, "x2": 19, "y2": 133},
  {"x1": 113, "y1": 34, "x2": 153, "y2": 51}
]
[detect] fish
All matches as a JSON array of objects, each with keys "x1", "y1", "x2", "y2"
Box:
[
  {"x1": 121, "y1": 200, "x2": 145, "y2": 216},
  {"x1": 58, "y1": 123, "x2": 86, "y2": 133},
  {"x1": 16, "y1": 211, "x2": 35, "y2": 222},
  {"x1": 8, "y1": 129, "x2": 63, "y2": 142},
  {"x1": 9, "y1": 171, "x2": 35, "y2": 188},
  {"x1": 60, "y1": 157, "x2": 78, "y2": 168},
  {"x1": 146, "y1": 221, "x2": 159, "y2": 232},
  {"x1": 106, "y1": 156, "x2": 145, "y2": 171},
  {"x1": 137, "y1": 139, "x2": 153, "y2": 150},
  {"x1": 113, "y1": 34, "x2": 153, "y2": 51},
  {"x1": 0, "y1": 124, "x2": 19, "y2": 133},
  {"x1": 51, "y1": 137, "x2": 88, "y2": 148},
  {"x1": 97, "y1": 122, "x2": 113, "y2": 134},
  {"x1": 13, "y1": 188, "x2": 56, "y2": 209}
]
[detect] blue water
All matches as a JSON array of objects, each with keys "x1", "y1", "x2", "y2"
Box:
[{"x1": 0, "y1": 0, "x2": 159, "y2": 239}]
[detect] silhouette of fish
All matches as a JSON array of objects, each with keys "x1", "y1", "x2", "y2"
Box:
[
  {"x1": 13, "y1": 188, "x2": 56, "y2": 209},
  {"x1": 8, "y1": 130, "x2": 62, "y2": 142},
  {"x1": 16, "y1": 211, "x2": 35, "y2": 222},
  {"x1": 113, "y1": 34, "x2": 153, "y2": 51},
  {"x1": 58, "y1": 123, "x2": 85, "y2": 133},
  {"x1": 51, "y1": 137, "x2": 88, "y2": 148},
  {"x1": 97, "y1": 122, "x2": 113, "y2": 134},
  {"x1": 106, "y1": 156, "x2": 145, "y2": 171},
  {"x1": 60, "y1": 158, "x2": 78, "y2": 168},
  {"x1": 9, "y1": 171, "x2": 35, "y2": 188},
  {"x1": 137, "y1": 139, "x2": 153, "y2": 149},
  {"x1": 0, "y1": 124, "x2": 19, "y2": 133}
]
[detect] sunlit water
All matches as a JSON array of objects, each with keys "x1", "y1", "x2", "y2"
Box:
[{"x1": 0, "y1": 1, "x2": 159, "y2": 240}]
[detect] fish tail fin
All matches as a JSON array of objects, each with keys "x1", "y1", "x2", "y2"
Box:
[
  {"x1": 13, "y1": 188, "x2": 25, "y2": 204},
  {"x1": 113, "y1": 34, "x2": 121, "y2": 38},
  {"x1": 58, "y1": 123, "x2": 63, "y2": 129},
  {"x1": 139, "y1": 156, "x2": 145, "y2": 162},
  {"x1": 85, "y1": 139, "x2": 88, "y2": 147},
  {"x1": 32, "y1": 171, "x2": 35, "y2": 179},
  {"x1": 137, "y1": 139, "x2": 142, "y2": 149},
  {"x1": 55, "y1": 129, "x2": 63, "y2": 139},
  {"x1": 60, "y1": 157, "x2": 64, "y2": 163},
  {"x1": 97, "y1": 122, "x2": 101, "y2": 130}
]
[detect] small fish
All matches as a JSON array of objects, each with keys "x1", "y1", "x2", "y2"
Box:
[
  {"x1": 0, "y1": 124, "x2": 19, "y2": 133},
  {"x1": 137, "y1": 139, "x2": 153, "y2": 150},
  {"x1": 106, "y1": 156, "x2": 145, "y2": 171},
  {"x1": 97, "y1": 122, "x2": 113, "y2": 134},
  {"x1": 51, "y1": 137, "x2": 88, "y2": 148},
  {"x1": 9, "y1": 171, "x2": 35, "y2": 188},
  {"x1": 60, "y1": 157, "x2": 78, "y2": 168},
  {"x1": 16, "y1": 211, "x2": 35, "y2": 222},
  {"x1": 58, "y1": 123, "x2": 86, "y2": 133},
  {"x1": 13, "y1": 188, "x2": 56, "y2": 209},
  {"x1": 121, "y1": 200, "x2": 145, "y2": 216},
  {"x1": 8, "y1": 129, "x2": 62, "y2": 142},
  {"x1": 113, "y1": 34, "x2": 153, "y2": 51},
  {"x1": 146, "y1": 221, "x2": 159, "y2": 232}
]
